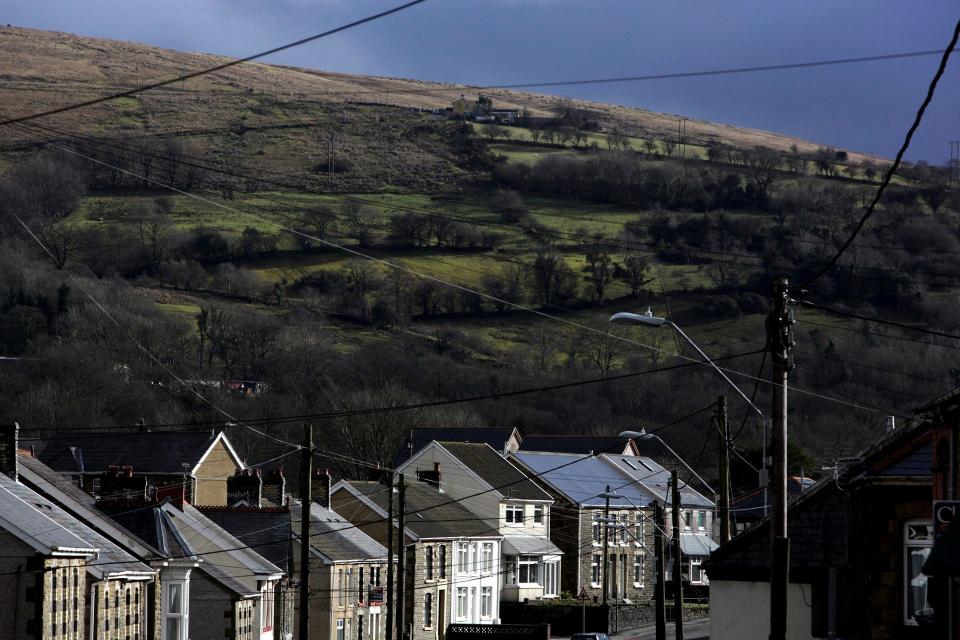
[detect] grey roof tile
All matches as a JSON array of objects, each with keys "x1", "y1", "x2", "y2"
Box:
[{"x1": 438, "y1": 442, "x2": 551, "y2": 501}]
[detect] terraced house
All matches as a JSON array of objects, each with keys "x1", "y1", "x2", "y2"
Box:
[
  {"x1": 332, "y1": 473, "x2": 503, "y2": 640},
  {"x1": 292, "y1": 470, "x2": 391, "y2": 640},
  {"x1": 0, "y1": 432, "x2": 155, "y2": 640},
  {"x1": 396, "y1": 441, "x2": 561, "y2": 602}
]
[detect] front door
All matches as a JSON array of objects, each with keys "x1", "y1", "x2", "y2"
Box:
[{"x1": 437, "y1": 590, "x2": 446, "y2": 640}]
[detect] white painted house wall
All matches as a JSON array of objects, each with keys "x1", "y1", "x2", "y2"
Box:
[{"x1": 710, "y1": 580, "x2": 814, "y2": 640}]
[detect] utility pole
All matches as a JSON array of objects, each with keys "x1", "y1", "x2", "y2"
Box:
[
  {"x1": 602, "y1": 484, "x2": 612, "y2": 607},
  {"x1": 395, "y1": 475, "x2": 407, "y2": 640},
  {"x1": 653, "y1": 501, "x2": 667, "y2": 640},
  {"x1": 298, "y1": 423, "x2": 313, "y2": 640},
  {"x1": 717, "y1": 395, "x2": 732, "y2": 544},
  {"x1": 950, "y1": 140, "x2": 960, "y2": 185},
  {"x1": 671, "y1": 470, "x2": 683, "y2": 640},
  {"x1": 385, "y1": 474, "x2": 395, "y2": 640},
  {"x1": 766, "y1": 276, "x2": 794, "y2": 640}
]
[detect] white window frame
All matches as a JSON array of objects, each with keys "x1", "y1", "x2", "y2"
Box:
[
  {"x1": 470, "y1": 542, "x2": 479, "y2": 573},
  {"x1": 505, "y1": 504, "x2": 524, "y2": 525},
  {"x1": 456, "y1": 587, "x2": 467, "y2": 619},
  {"x1": 533, "y1": 505, "x2": 544, "y2": 525},
  {"x1": 542, "y1": 560, "x2": 559, "y2": 597},
  {"x1": 904, "y1": 520, "x2": 934, "y2": 626},
  {"x1": 481, "y1": 543, "x2": 494, "y2": 573},
  {"x1": 457, "y1": 543, "x2": 469, "y2": 573},
  {"x1": 634, "y1": 517, "x2": 644, "y2": 547},
  {"x1": 697, "y1": 511, "x2": 706, "y2": 531},
  {"x1": 592, "y1": 513, "x2": 602, "y2": 545},
  {"x1": 480, "y1": 587, "x2": 492, "y2": 618},
  {"x1": 425, "y1": 546, "x2": 434, "y2": 581},
  {"x1": 162, "y1": 580, "x2": 189, "y2": 640},
  {"x1": 619, "y1": 514, "x2": 629, "y2": 545},
  {"x1": 336, "y1": 618, "x2": 345, "y2": 640},
  {"x1": 634, "y1": 553, "x2": 644, "y2": 587},
  {"x1": 517, "y1": 555, "x2": 540, "y2": 585},
  {"x1": 591, "y1": 554, "x2": 601, "y2": 587}
]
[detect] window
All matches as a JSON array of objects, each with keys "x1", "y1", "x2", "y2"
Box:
[
  {"x1": 456, "y1": 587, "x2": 467, "y2": 619},
  {"x1": 533, "y1": 505, "x2": 544, "y2": 525},
  {"x1": 426, "y1": 546, "x2": 434, "y2": 581},
  {"x1": 359, "y1": 568, "x2": 365, "y2": 602},
  {"x1": 634, "y1": 554, "x2": 643, "y2": 586},
  {"x1": 164, "y1": 582, "x2": 186, "y2": 640},
  {"x1": 357, "y1": 614, "x2": 364, "y2": 640},
  {"x1": 543, "y1": 561, "x2": 559, "y2": 597},
  {"x1": 338, "y1": 569, "x2": 345, "y2": 606},
  {"x1": 619, "y1": 553, "x2": 628, "y2": 598},
  {"x1": 619, "y1": 514, "x2": 629, "y2": 544},
  {"x1": 904, "y1": 521, "x2": 934, "y2": 626},
  {"x1": 592, "y1": 513, "x2": 601, "y2": 543},
  {"x1": 470, "y1": 587, "x2": 477, "y2": 619},
  {"x1": 481, "y1": 543, "x2": 494, "y2": 573},
  {"x1": 457, "y1": 543, "x2": 469, "y2": 572},
  {"x1": 481, "y1": 587, "x2": 492, "y2": 618},
  {"x1": 262, "y1": 586, "x2": 274, "y2": 632},
  {"x1": 439, "y1": 545, "x2": 447, "y2": 578},
  {"x1": 371, "y1": 613, "x2": 381, "y2": 640},
  {"x1": 635, "y1": 517, "x2": 644, "y2": 546},
  {"x1": 697, "y1": 511, "x2": 706, "y2": 531},
  {"x1": 608, "y1": 554, "x2": 617, "y2": 599},
  {"x1": 684, "y1": 511, "x2": 693, "y2": 530},
  {"x1": 505, "y1": 556, "x2": 516, "y2": 584},
  {"x1": 424, "y1": 593, "x2": 433, "y2": 628},
  {"x1": 517, "y1": 556, "x2": 540, "y2": 584},
  {"x1": 336, "y1": 619, "x2": 345, "y2": 640},
  {"x1": 505, "y1": 504, "x2": 524, "y2": 524},
  {"x1": 470, "y1": 542, "x2": 479, "y2": 572},
  {"x1": 591, "y1": 555, "x2": 601, "y2": 586},
  {"x1": 689, "y1": 558, "x2": 703, "y2": 584},
  {"x1": 348, "y1": 568, "x2": 355, "y2": 604}
]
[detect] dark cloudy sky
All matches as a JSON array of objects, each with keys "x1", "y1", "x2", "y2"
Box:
[{"x1": 6, "y1": 0, "x2": 958, "y2": 162}]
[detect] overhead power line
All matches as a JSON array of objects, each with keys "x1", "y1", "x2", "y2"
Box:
[
  {"x1": 798, "y1": 299, "x2": 960, "y2": 341},
  {"x1": 0, "y1": 0, "x2": 430, "y2": 127},
  {"x1": 489, "y1": 48, "x2": 960, "y2": 90},
  {"x1": 795, "y1": 18, "x2": 960, "y2": 288}
]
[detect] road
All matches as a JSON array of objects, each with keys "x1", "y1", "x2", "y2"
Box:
[{"x1": 615, "y1": 617, "x2": 710, "y2": 640}]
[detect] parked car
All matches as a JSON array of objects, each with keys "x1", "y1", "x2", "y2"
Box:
[{"x1": 572, "y1": 634, "x2": 609, "y2": 640}]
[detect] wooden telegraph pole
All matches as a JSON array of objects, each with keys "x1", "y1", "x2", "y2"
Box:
[
  {"x1": 299, "y1": 423, "x2": 314, "y2": 640},
  {"x1": 385, "y1": 474, "x2": 395, "y2": 640},
  {"x1": 766, "y1": 277, "x2": 794, "y2": 640},
  {"x1": 395, "y1": 475, "x2": 407, "y2": 640},
  {"x1": 671, "y1": 470, "x2": 683, "y2": 640},
  {"x1": 602, "y1": 485, "x2": 612, "y2": 607},
  {"x1": 717, "y1": 396, "x2": 732, "y2": 544},
  {"x1": 653, "y1": 501, "x2": 667, "y2": 640}
]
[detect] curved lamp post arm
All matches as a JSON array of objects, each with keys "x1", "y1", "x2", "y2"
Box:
[
  {"x1": 666, "y1": 321, "x2": 763, "y2": 418},
  {"x1": 651, "y1": 434, "x2": 717, "y2": 498}
]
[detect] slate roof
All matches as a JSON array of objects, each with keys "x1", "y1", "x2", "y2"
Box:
[
  {"x1": 18, "y1": 454, "x2": 162, "y2": 561},
  {"x1": 37, "y1": 430, "x2": 227, "y2": 474},
  {"x1": 196, "y1": 506, "x2": 291, "y2": 573},
  {"x1": 601, "y1": 454, "x2": 714, "y2": 508},
  {"x1": 438, "y1": 442, "x2": 552, "y2": 501},
  {"x1": 510, "y1": 451, "x2": 653, "y2": 508},
  {"x1": 346, "y1": 480, "x2": 500, "y2": 540},
  {"x1": 0, "y1": 475, "x2": 95, "y2": 556},
  {"x1": 705, "y1": 478, "x2": 848, "y2": 582},
  {"x1": 519, "y1": 435, "x2": 635, "y2": 456},
  {"x1": 731, "y1": 476, "x2": 814, "y2": 524},
  {"x1": 395, "y1": 427, "x2": 517, "y2": 466},
  {"x1": 289, "y1": 499, "x2": 388, "y2": 563},
  {"x1": 0, "y1": 474, "x2": 152, "y2": 579},
  {"x1": 166, "y1": 503, "x2": 282, "y2": 596}
]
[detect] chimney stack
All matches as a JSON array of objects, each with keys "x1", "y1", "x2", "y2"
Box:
[
  {"x1": 227, "y1": 468, "x2": 263, "y2": 507},
  {"x1": 0, "y1": 423, "x2": 19, "y2": 482},
  {"x1": 99, "y1": 464, "x2": 148, "y2": 503},
  {"x1": 312, "y1": 469, "x2": 331, "y2": 509},
  {"x1": 262, "y1": 467, "x2": 286, "y2": 507}
]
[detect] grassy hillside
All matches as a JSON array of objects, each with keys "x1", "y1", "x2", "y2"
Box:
[{"x1": 1, "y1": 26, "x2": 958, "y2": 482}]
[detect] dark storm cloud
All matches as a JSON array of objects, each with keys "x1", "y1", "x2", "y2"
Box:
[{"x1": 4, "y1": 0, "x2": 957, "y2": 161}]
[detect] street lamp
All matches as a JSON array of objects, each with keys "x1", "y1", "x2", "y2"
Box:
[{"x1": 609, "y1": 309, "x2": 770, "y2": 521}]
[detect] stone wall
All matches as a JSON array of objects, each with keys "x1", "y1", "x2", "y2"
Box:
[{"x1": 408, "y1": 541, "x2": 450, "y2": 640}]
